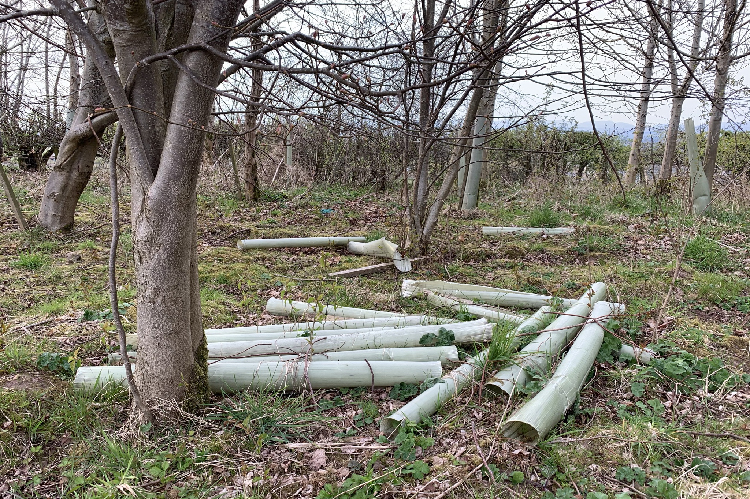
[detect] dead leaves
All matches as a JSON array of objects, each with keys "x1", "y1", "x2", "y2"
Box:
[{"x1": 309, "y1": 448, "x2": 327, "y2": 471}]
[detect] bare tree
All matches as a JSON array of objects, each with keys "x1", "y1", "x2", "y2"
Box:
[
  {"x1": 243, "y1": 0, "x2": 263, "y2": 202},
  {"x1": 702, "y1": 0, "x2": 744, "y2": 192},
  {"x1": 461, "y1": 0, "x2": 506, "y2": 210},
  {"x1": 48, "y1": 0, "x2": 246, "y2": 414},
  {"x1": 38, "y1": 6, "x2": 114, "y2": 231},
  {"x1": 623, "y1": 3, "x2": 660, "y2": 187},
  {"x1": 656, "y1": 0, "x2": 706, "y2": 189}
]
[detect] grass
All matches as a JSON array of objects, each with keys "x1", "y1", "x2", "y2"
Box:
[
  {"x1": 12, "y1": 252, "x2": 49, "y2": 270},
  {"x1": 526, "y1": 203, "x2": 564, "y2": 227},
  {"x1": 1, "y1": 173, "x2": 749, "y2": 498},
  {"x1": 684, "y1": 235, "x2": 729, "y2": 271}
]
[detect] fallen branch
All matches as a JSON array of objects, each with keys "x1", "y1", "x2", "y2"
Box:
[
  {"x1": 482, "y1": 227, "x2": 575, "y2": 236},
  {"x1": 672, "y1": 430, "x2": 750, "y2": 445},
  {"x1": 0, "y1": 141, "x2": 28, "y2": 230},
  {"x1": 329, "y1": 257, "x2": 426, "y2": 278}
]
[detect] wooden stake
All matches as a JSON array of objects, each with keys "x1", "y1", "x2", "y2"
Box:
[
  {"x1": 0, "y1": 161, "x2": 28, "y2": 231},
  {"x1": 329, "y1": 257, "x2": 426, "y2": 278}
]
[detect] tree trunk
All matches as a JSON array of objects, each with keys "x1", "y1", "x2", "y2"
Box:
[
  {"x1": 623, "y1": 14, "x2": 657, "y2": 188},
  {"x1": 410, "y1": 0, "x2": 436, "y2": 237},
  {"x1": 65, "y1": 29, "x2": 80, "y2": 128},
  {"x1": 461, "y1": 0, "x2": 504, "y2": 210},
  {"x1": 54, "y1": 0, "x2": 244, "y2": 415},
  {"x1": 243, "y1": 0, "x2": 262, "y2": 201},
  {"x1": 703, "y1": 0, "x2": 740, "y2": 192},
  {"x1": 118, "y1": 0, "x2": 243, "y2": 409},
  {"x1": 38, "y1": 10, "x2": 115, "y2": 231},
  {"x1": 658, "y1": 0, "x2": 704, "y2": 190}
]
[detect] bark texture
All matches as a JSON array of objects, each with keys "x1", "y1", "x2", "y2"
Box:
[
  {"x1": 461, "y1": 0, "x2": 504, "y2": 210},
  {"x1": 124, "y1": 0, "x2": 244, "y2": 407},
  {"x1": 243, "y1": 0, "x2": 262, "y2": 202},
  {"x1": 53, "y1": 0, "x2": 243, "y2": 414}
]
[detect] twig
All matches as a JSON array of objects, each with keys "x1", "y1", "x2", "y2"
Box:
[
  {"x1": 7, "y1": 319, "x2": 54, "y2": 334},
  {"x1": 471, "y1": 421, "x2": 495, "y2": 485},
  {"x1": 548, "y1": 435, "x2": 640, "y2": 445},
  {"x1": 673, "y1": 430, "x2": 750, "y2": 444},
  {"x1": 654, "y1": 231, "x2": 686, "y2": 341},
  {"x1": 434, "y1": 462, "x2": 485, "y2": 499},
  {"x1": 574, "y1": 0, "x2": 627, "y2": 205},
  {"x1": 108, "y1": 124, "x2": 152, "y2": 424},
  {"x1": 272, "y1": 273, "x2": 336, "y2": 282},
  {"x1": 364, "y1": 359, "x2": 375, "y2": 393},
  {"x1": 600, "y1": 476, "x2": 649, "y2": 498}
]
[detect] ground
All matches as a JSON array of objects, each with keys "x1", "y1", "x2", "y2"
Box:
[{"x1": 0, "y1": 160, "x2": 749, "y2": 498}]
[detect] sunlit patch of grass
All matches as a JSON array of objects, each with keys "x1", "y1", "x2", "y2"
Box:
[
  {"x1": 76, "y1": 239, "x2": 98, "y2": 251},
  {"x1": 691, "y1": 272, "x2": 745, "y2": 304},
  {"x1": 525, "y1": 204, "x2": 563, "y2": 228},
  {"x1": 684, "y1": 235, "x2": 728, "y2": 272},
  {"x1": 0, "y1": 338, "x2": 34, "y2": 373},
  {"x1": 12, "y1": 252, "x2": 49, "y2": 270},
  {"x1": 32, "y1": 299, "x2": 69, "y2": 316}
]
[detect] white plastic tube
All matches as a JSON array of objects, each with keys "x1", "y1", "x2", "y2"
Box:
[
  {"x1": 266, "y1": 298, "x2": 408, "y2": 319},
  {"x1": 208, "y1": 319, "x2": 492, "y2": 358},
  {"x1": 484, "y1": 284, "x2": 608, "y2": 396},
  {"x1": 402, "y1": 279, "x2": 578, "y2": 309},
  {"x1": 502, "y1": 302, "x2": 625, "y2": 442},
  {"x1": 75, "y1": 361, "x2": 443, "y2": 393},
  {"x1": 237, "y1": 236, "x2": 365, "y2": 250},
  {"x1": 347, "y1": 238, "x2": 412, "y2": 272},
  {"x1": 420, "y1": 290, "x2": 527, "y2": 324},
  {"x1": 205, "y1": 316, "x2": 437, "y2": 335},
  {"x1": 110, "y1": 346, "x2": 460, "y2": 367},
  {"x1": 380, "y1": 306, "x2": 555, "y2": 435}
]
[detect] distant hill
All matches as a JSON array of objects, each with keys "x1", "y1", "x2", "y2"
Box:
[{"x1": 572, "y1": 120, "x2": 669, "y2": 141}]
